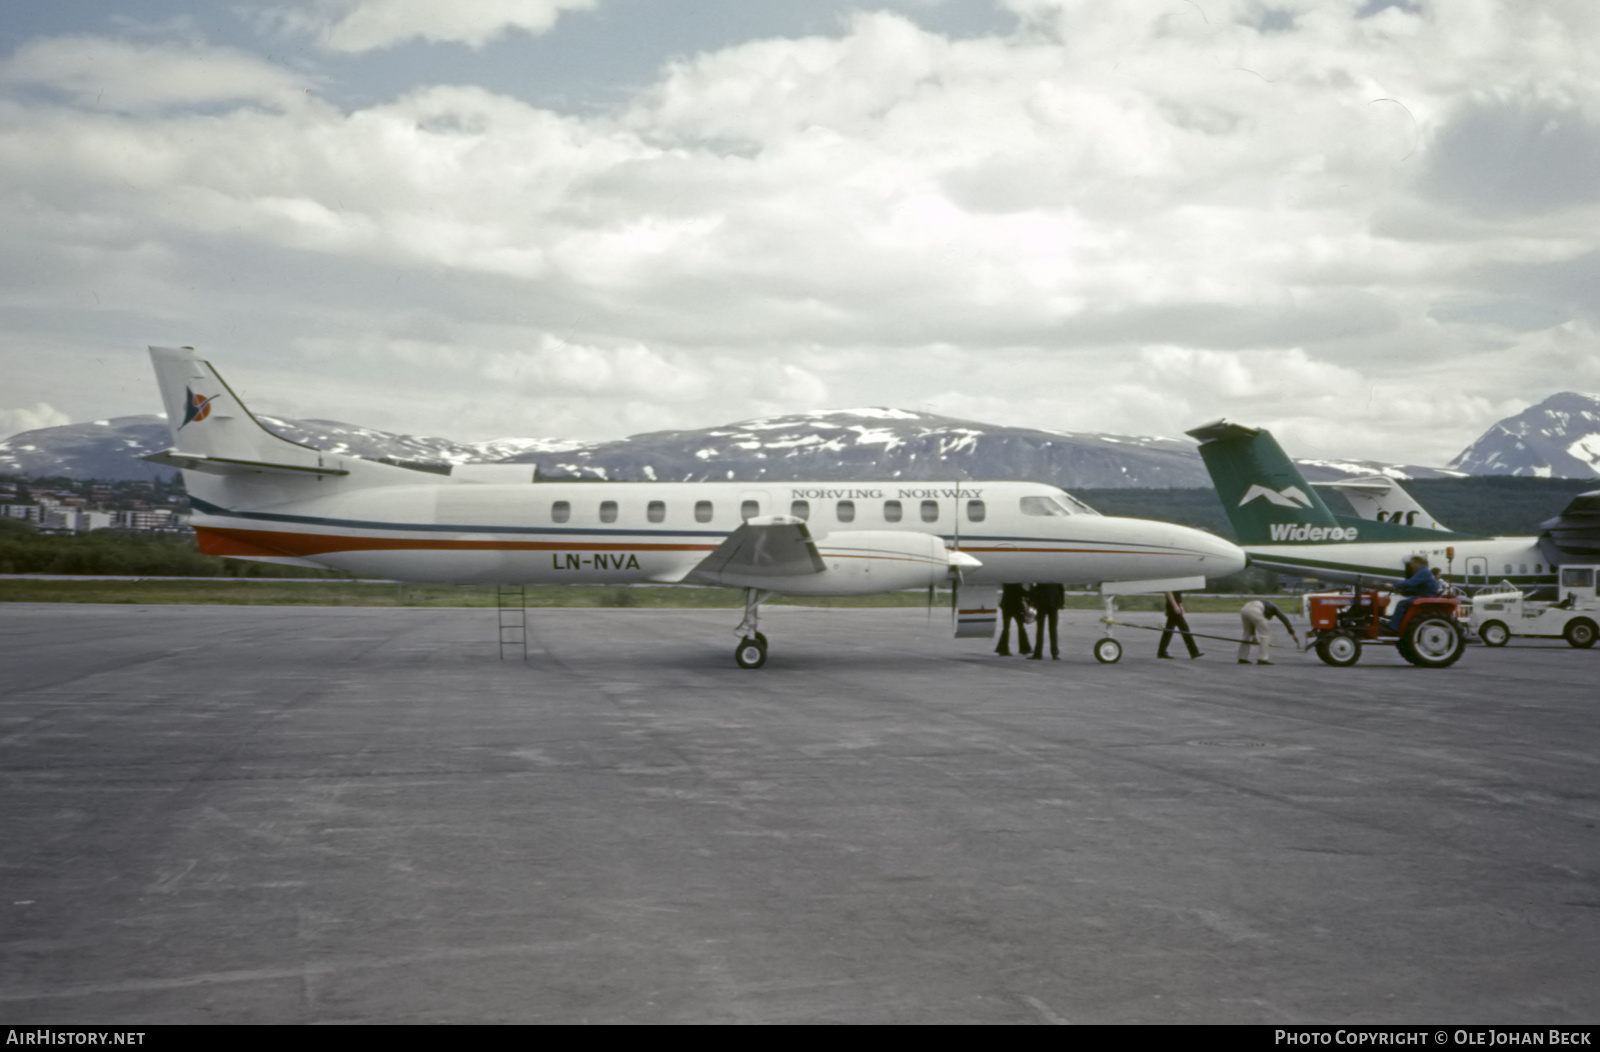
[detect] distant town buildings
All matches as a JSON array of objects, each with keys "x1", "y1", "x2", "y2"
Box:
[{"x1": 0, "y1": 475, "x2": 188, "y2": 535}]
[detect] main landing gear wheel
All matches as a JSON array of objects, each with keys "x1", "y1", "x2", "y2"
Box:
[
  {"x1": 1399, "y1": 617, "x2": 1465, "y2": 668},
  {"x1": 735, "y1": 636, "x2": 767, "y2": 669},
  {"x1": 732, "y1": 588, "x2": 774, "y2": 669},
  {"x1": 1315, "y1": 630, "x2": 1361, "y2": 667},
  {"x1": 1564, "y1": 618, "x2": 1597, "y2": 649},
  {"x1": 1093, "y1": 638, "x2": 1122, "y2": 664},
  {"x1": 1478, "y1": 620, "x2": 1510, "y2": 647}
]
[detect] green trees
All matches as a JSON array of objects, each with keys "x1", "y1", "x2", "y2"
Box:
[{"x1": 0, "y1": 523, "x2": 344, "y2": 578}]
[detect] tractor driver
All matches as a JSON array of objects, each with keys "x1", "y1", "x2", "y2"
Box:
[{"x1": 1385, "y1": 555, "x2": 1441, "y2": 632}]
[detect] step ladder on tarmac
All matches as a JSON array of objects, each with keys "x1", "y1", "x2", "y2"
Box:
[{"x1": 496, "y1": 584, "x2": 527, "y2": 662}]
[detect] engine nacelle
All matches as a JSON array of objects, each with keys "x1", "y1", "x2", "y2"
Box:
[{"x1": 768, "y1": 530, "x2": 957, "y2": 597}]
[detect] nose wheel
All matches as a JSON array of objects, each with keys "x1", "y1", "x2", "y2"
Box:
[{"x1": 1093, "y1": 593, "x2": 1123, "y2": 662}]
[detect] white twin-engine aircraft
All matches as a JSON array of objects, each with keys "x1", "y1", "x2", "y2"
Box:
[{"x1": 145, "y1": 347, "x2": 1246, "y2": 667}]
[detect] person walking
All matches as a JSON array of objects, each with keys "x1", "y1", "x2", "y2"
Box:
[
  {"x1": 995, "y1": 583, "x2": 1031, "y2": 656},
  {"x1": 1157, "y1": 591, "x2": 1203, "y2": 659},
  {"x1": 1028, "y1": 582, "x2": 1065, "y2": 660},
  {"x1": 1238, "y1": 598, "x2": 1298, "y2": 665}
]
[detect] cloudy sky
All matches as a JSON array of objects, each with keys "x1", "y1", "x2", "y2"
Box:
[{"x1": 3, "y1": 0, "x2": 1597, "y2": 465}]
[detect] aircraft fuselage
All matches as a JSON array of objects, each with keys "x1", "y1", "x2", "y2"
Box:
[{"x1": 191, "y1": 476, "x2": 1244, "y2": 591}]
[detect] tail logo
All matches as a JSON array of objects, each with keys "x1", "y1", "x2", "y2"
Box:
[
  {"x1": 1238, "y1": 484, "x2": 1312, "y2": 509},
  {"x1": 182, "y1": 386, "x2": 218, "y2": 428}
]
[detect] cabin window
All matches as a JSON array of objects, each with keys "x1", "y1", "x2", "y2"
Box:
[
  {"x1": 967, "y1": 499, "x2": 986, "y2": 522},
  {"x1": 883, "y1": 500, "x2": 902, "y2": 523},
  {"x1": 647, "y1": 500, "x2": 665, "y2": 523},
  {"x1": 790, "y1": 500, "x2": 810, "y2": 520},
  {"x1": 921, "y1": 500, "x2": 939, "y2": 523},
  {"x1": 837, "y1": 500, "x2": 856, "y2": 523},
  {"x1": 599, "y1": 501, "x2": 618, "y2": 524},
  {"x1": 741, "y1": 500, "x2": 760, "y2": 521},
  {"x1": 695, "y1": 500, "x2": 714, "y2": 523},
  {"x1": 1019, "y1": 495, "x2": 1072, "y2": 517},
  {"x1": 552, "y1": 501, "x2": 571, "y2": 524}
]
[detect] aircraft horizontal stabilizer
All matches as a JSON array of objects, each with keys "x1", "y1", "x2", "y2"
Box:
[{"x1": 142, "y1": 449, "x2": 350, "y2": 477}]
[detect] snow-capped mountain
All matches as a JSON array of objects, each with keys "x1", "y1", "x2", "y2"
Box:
[
  {"x1": 1, "y1": 406, "x2": 1469, "y2": 488},
  {"x1": 0, "y1": 416, "x2": 174, "y2": 481},
  {"x1": 1449, "y1": 393, "x2": 1600, "y2": 478},
  {"x1": 258, "y1": 417, "x2": 585, "y2": 466},
  {"x1": 499, "y1": 408, "x2": 1212, "y2": 487},
  {"x1": 0, "y1": 415, "x2": 578, "y2": 481}
]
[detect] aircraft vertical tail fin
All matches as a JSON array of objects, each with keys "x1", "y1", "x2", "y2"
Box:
[
  {"x1": 145, "y1": 346, "x2": 342, "y2": 477},
  {"x1": 1186, "y1": 420, "x2": 1347, "y2": 545},
  {"x1": 1313, "y1": 475, "x2": 1452, "y2": 532}
]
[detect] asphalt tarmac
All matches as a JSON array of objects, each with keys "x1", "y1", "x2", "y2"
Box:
[{"x1": 1, "y1": 603, "x2": 1596, "y2": 1024}]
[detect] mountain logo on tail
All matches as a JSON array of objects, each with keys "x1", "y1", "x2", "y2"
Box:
[
  {"x1": 181, "y1": 387, "x2": 219, "y2": 428},
  {"x1": 1238, "y1": 484, "x2": 1313, "y2": 509}
]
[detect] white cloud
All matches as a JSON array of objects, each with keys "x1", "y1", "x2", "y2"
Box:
[
  {"x1": 282, "y1": 0, "x2": 598, "y2": 53},
  {"x1": 0, "y1": 403, "x2": 72, "y2": 439},
  {"x1": 0, "y1": 36, "x2": 310, "y2": 113},
  {"x1": 4, "y1": 7, "x2": 1600, "y2": 465}
]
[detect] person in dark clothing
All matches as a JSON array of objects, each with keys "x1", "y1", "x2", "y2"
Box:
[
  {"x1": 996, "y1": 583, "x2": 1031, "y2": 656},
  {"x1": 1157, "y1": 590, "x2": 1203, "y2": 659},
  {"x1": 1384, "y1": 556, "x2": 1442, "y2": 633},
  {"x1": 1028, "y1": 582, "x2": 1065, "y2": 659}
]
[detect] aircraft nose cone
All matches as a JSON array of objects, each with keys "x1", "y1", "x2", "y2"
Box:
[
  {"x1": 1170, "y1": 527, "x2": 1246, "y2": 578},
  {"x1": 1203, "y1": 532, "x2": 1249, "y2": 577}
]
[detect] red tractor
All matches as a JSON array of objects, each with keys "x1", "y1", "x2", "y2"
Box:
[{"x1": 1307, "y1": 588, "x2": 1466, "y2": 668}]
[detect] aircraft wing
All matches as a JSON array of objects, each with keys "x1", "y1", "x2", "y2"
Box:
[{"x1": 678, "y1": 516, "x2": 827, "y2": 586}]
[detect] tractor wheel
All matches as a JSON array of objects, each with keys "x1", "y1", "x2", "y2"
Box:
[
  {"x1": 1564, "y1": 618, "x2": 1598, "y2": 649},
  {"x1": 1314, "y1": 631, "x2": 1361, "y2": 667},
  {"x1": 1478, "y1": 620, "x2": 1510, "y2": 647},
  {"x1": 1401, "y1": 617, "x2": 1465, "y2": 668}
]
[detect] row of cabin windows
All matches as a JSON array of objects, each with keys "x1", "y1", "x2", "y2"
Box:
[{"x1": 545, "y1": 494, "x2": 1077, "y2": 525}]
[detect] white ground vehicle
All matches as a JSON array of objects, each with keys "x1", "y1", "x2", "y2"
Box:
[{"x1": 1470, "y1": 565, "x2": 1600, "y2": 649}]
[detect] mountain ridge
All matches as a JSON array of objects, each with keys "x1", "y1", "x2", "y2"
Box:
[{"x1": 4, "y1": 396, "x2": 1596, "y2": 487}]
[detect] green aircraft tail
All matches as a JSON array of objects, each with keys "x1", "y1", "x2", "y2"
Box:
[{"x1": 1186, "y1": 420, "x2": 1453, "y2": 545}]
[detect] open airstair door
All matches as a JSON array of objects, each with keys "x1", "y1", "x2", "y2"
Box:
[{"x1": 953, "y1": 585, "x2": 998, "y2": 638}]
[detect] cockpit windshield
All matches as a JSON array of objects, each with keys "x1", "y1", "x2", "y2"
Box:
[
  {"x1": 1059, "y1": 492, "x2": 1099, "y2": 515},
  {"x1": 1019, "y1": 495, "x2": 1097, "y2": 517}
]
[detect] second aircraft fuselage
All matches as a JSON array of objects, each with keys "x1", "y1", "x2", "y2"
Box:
[{"x1": 1241, "y1": 536, "x2": 1555, "y2": 592}]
